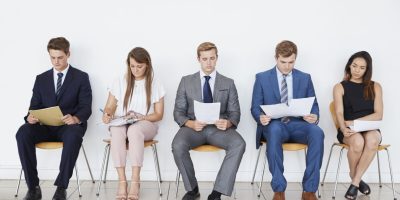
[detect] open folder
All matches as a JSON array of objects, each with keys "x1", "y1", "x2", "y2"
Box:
[{"x1": 29, "y1": 106, "x2": 64, "y2": 126}]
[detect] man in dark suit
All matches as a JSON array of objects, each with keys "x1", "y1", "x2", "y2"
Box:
[
  {"x1": 16, "y1": 37, "x2": 92, "y2": 200},
  {"x1": 251, "y1": 40, "x2": 324, "y2": 200},
  {"x1": 172, "y1": 42, "x2": 246, "y2": 200}
]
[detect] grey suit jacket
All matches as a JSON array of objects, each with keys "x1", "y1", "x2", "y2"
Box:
[{"x1": 174, "y1": 71, "x2": 241, "y2": 128}]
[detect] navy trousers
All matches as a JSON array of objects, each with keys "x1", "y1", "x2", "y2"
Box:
[
  {"x1": 16, "y1": 123, "x2": 85, "y2": 189},
  {"x1": 262, "y1": 118, "x2": 324, "y2": 192}
]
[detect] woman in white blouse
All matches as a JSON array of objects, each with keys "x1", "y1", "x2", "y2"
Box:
[{"x1": 102, "y1": 47, "x2": 165, "y2": 200}]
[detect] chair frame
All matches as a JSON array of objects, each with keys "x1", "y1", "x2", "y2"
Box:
[
  {"x1": 321, "y1": 102, "x2": 397, "y2": 200},
  {"x1": 15, "y1": 142, "x2": 95, "y2": 198},
  {"x1": 174, "y1": 144, "x2": 237, "y2": 199},
  {"x1": 250, "y1": 142, "x2": 315, "y2": 197},
  {"x1": 96, "y1": 139, "x2": 162, "y2": 196}
]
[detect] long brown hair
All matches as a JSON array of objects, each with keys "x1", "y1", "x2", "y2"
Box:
[
  {"x1": 123, "y1": 47, "x2": 154, "y2": 114},
  {"x1": 344, "y1": 51, "x2": 375, "y2": 100}
]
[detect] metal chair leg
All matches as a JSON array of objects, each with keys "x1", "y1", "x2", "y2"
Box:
[
  {"x1": 15, "y1": 168, "x2": 23, "y2": 197},
  {"x1": 75, "y1": 165, "x2": 82, "y2": 197},
  {"x1": 257, "y1": 155, "x2": 267, "y2": 197},
  {"x1": 175, "y1": 170, "x2": 180, "y2": 198},
  {"x1": 154, "y1": 144, "x2": 162, "y2": 183},
  {"x1": 96, "y1": 144, "x2": 110, "y2": 196},
  {"x1": 81, "y1": 145, "x2": 95, "y2": 183},
  {"x1": 385, "y1": 148, "x2": 397, "y2": 200},
  {"x1": 103, "y1": 144, "x2": 111, "y2": 183},
  {"x1": 152, "y1": 144, "x2": 162, "y2": 196},
  {"x1": 333, "y1": 147, "x2": 344, "y2": 199},
  {"x1": 321, "y1": 143, "x2": 336, "y2": 186},
  {"x1": 251, "y1": 145, "x2": 263, "y2": 184},
  {"x1": 377, "y1": 151, "x2": 382, "y2": 187}
]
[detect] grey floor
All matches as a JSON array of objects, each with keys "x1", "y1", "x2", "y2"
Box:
[{"x1": 1, "y1": 180, "x2": 399, "y2": 200}]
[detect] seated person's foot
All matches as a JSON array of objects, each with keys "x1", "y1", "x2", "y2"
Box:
[
  {"x1": 23, "y1": 185, "x2": 42, "y2": 200},
  {"x1": 301, "y1": 191, "x2": 317, "y2": 200},
  {"x1": 127, "y1": 180, "x2": 140, "y2": 200},
  {"x1": 52, "y1": 186, "x2": 67, "y2": 200},
  {"x1": 116, "y1": 180, "x2": 128, "y2": 200},
  {"x1": 359, "y1": 180, "x2": 371, "y2": 195},
  {"x1": 272, "y1": 192, "x2": 285, "y2": 200},
  {"x1": 182, "y1": 186, "x2": 200, "y2": 200},
  {"x1": 207, "y1": 190, "x2": 221, "y2": 200},
  {"x1": 345, "y1": 184, "x2": 358, "y2": 200}
]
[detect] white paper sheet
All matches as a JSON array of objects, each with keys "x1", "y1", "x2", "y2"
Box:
[
  {"x1": 194, "y1": 100, "x2": 221, "y2": 124},
  {"x1": 260, "y1": 97, "x2": 315, "y2": 119},
  {"x1": 349, "y1": 120, "x2": 382, "y2": 132}
]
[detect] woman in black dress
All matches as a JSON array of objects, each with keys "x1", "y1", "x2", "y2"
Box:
[{"x1": 333, "y1": 51, "x2": 383, "y2": 200}]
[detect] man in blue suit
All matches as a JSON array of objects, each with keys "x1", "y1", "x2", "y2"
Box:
[
  {"x1": 251, "y1": 40, "x2": 324, "y2": 200},
  {"x1": 16, "y1": 37, "x2": 92, "y2": 200}
]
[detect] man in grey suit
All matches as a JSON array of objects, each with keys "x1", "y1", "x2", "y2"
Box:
[{"x1": 172, "y1": 42, "x2": 246, "y2": 200}]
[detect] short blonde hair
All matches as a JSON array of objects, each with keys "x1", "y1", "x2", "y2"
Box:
[
  {"x1": 197, "y1": 42, "x2": 218, "y2": 58},
  {"x1": 275, "y1": 40, "x2": 297, "y2": 58}
]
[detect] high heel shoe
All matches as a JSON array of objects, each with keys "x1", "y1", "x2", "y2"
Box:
[
  {"x1": 116, "y1": 180, "x2": 128, "y2": 200},
  {"x1": 345, "y1": 184, "x2": 358, "y2": 200},
  {"x1": 127, "y1": 181, "x2": 140, "y2": 200},
  {"x1": 359, "y1": 180, "x2": 371, "y2": 195}
]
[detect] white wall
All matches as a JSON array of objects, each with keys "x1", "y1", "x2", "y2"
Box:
[{"x1": 1, "y1": 0, "x2": 399, "y2": 184}]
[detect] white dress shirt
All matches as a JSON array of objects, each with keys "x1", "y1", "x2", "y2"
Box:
[
  {"x1": 200, "y1": 70, "x2": 216, "y2": 101},
  {"x1": 276, "y1": 66, "x2": 293, "y2": 101},
  {"x1": 53, "y1": 65, "x2": 70, "y2": 92}
]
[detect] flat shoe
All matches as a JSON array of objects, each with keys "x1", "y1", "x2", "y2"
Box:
[
  {"x1": 359, "y1": 180, "x2": 371, "y2": 195},
  {"x1": 345, "y1": 184, "x2": 358, "y2": 200}
]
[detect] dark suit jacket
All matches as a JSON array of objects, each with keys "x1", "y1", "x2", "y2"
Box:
[
  {"x1": 174, "y1": 71, "x2": 240, "y2": 128},
  {"x1": 251, "y1": 67, "x2": 320, "y2": 148},
  {"x1": 25, "y1": 66, "x2": 92, "y2": 129}
]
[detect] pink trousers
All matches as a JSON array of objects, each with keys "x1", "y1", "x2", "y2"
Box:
[{"x1": 109, "y1": 120, "x2": 158, "y2": 167}]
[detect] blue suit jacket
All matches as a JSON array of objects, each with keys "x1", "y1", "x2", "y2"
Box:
[
  {"x1": 251, "y1": 67, "x2": 320, "y2": 149},
  {"x1": 25, "y1": 66, "x2": 92, "y2": 129}
]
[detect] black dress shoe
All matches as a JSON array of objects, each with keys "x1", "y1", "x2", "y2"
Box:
[
  {"x1": 182, "y1": 190, "x2": 200, "y2": 200},
  {"x1": 52, "y1": 187, "x2": 67, "y2": 200},
  {"x1": 23, "y1": 185, "x2": 42, "y2": 200}
]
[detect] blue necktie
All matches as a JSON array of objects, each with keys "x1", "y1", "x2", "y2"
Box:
[
  {"x1": 203, "y1": 76, "x2": 213, "y2": 103},
  {"x1": 280, "y1": 74, "x2": 290, "y2": 123},
  {"x1": 56, "y1": 73, "x2": 63, "y2": 96}
]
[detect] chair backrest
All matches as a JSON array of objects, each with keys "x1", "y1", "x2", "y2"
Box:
[
  {"x1": 192, "y1": 145, "x2": 222, "y2": 152},
  {"x1": 35, "y1": 142, "x2": 63, "y2": 149},
  {"x1": 329, "y1": 101, "x2": 340, "y2": 129}
]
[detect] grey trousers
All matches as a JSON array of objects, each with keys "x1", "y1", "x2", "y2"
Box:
[{"x1": 172, "y1": 125, "x2": 246, "y2": 196}]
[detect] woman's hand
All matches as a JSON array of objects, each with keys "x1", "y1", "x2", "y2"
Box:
[
  {"x1": 341, "y1": 127, "x2": 356, "y2": 137},
  {"x1": 102, "y1": 113, "x2": 112, "y2": 124}
]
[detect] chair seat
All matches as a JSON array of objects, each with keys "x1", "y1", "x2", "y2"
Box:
[
  {"x1": 192, "y1": 145, "x2": 222, "y2": 152},
  {"x1": 35, "y1": 142, "x2": 63, "y2": 149},
  {"x1": 260, "y1": 141, "x2": 307, "y2": 151},
  {"x1": 333, "y1": 142, "x2": 390, "y2": 151}
]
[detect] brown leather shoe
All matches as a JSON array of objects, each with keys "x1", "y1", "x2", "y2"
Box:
[
  {"x1": 302, "y1": 192, "x2": 317, "y2": 200},
  {"x1": 272, "y1": 192, "x2": 285, "y2": 200}
]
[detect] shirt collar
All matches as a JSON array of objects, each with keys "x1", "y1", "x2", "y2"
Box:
[
  {"x1": 53, "y1": 64, "x2": 70, "y2": 76},
  {"x1": 200, "y1": 70, "x2": 217, "y2": 80},
  {"x1": 275, "y1": 66, "x2": 292, "y2": 78}
]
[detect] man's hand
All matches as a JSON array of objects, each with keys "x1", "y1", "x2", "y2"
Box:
[
  {"x1": 62, "y1": 114, "x2": 80, "y2": 125},
  {"x1": 260, "y1": 114, "x2": 271, "y2": 126},
  {"x1": 185, "y1": 120, "x2": 207, "y2": 132},
  {"x1": 27, "y1": 114, "x2": 39, "y2": 124},
  {"x1": 303, "y1": 114, "x2": 318, "y2": 124},
  {"x1": 215, "y1": 119, "x2": 232, "y2": 131}
]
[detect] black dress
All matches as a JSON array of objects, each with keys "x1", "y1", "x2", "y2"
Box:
[{"x1": 337, "y1": 80, "x2": 375, "y2": 143}]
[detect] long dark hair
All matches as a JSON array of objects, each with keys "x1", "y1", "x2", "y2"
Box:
[
  {"x1": 123, "y1": 47, "x2": 154, "y2": 114},
  {"x1": 344, "y1": 51, "x2": 375, "y2": 100}
]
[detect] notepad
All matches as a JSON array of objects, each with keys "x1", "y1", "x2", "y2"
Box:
[{"x1": 29, "y1": 106, "x2": 64, "y2": 126}]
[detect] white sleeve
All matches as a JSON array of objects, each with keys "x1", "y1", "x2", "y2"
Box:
[{"x1": 151, "y1": 78, "x2": 166, "y2": 104}]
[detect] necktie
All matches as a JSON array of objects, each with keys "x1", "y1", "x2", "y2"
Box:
[
  {"x1": 280, "y1": 74, "x2": 290, "y2": 123},
  {"x1": 203, "y1": 76, "x2": 213, "y2": 103},
  {"x1": 280, "y1": 74, "x2": 288, "y2": 105},
  {"x1": 56, "y1": 73, "x2": 63, "y2": 96}
]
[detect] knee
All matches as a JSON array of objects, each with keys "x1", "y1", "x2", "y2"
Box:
[
  {"x1": 16, "y1": 124, "x2": 34, "y2": 142},
  {"x1": 350, "y1": 138, "x2": 365, "y2": 153},
  {"x1": 264, "y1": 124, "x2": 283, "y2": 143},
  {"x1": 62, "y1": 125, "x2": 84, "y2": 144},
  {"x1": 171, "y1": 136, "x2": 189, "y2": 155},
  {"x1": 231, "y1": 137, "x2": 246, "y2": 154},
  {"x1": 309, "y1": 126, "x2": 325, "y2": 141},
  {"x1": 365, "y1": 138, "x2": 379, "y2": 151},
  {"x1": 127, "y1": 128, "x2": 144, "y2": 141}
]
